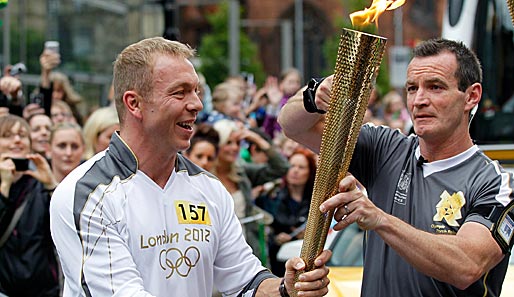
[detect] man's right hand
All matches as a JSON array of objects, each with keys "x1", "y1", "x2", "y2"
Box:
[
  {"x1": 313, "y1": 75, "x2": 333, "y2": 113},
  {"x1": 320, "y1": 175, "x2": 386, "y2": 232}
]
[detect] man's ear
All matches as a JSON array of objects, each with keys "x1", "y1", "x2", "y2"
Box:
[
  {"x1": 465, "y1": 82, "x2": 482, "y2": 113},
  {"x1": 123, "y1": 91, "x2": 143, "y2": 120},
  {"x1": 465, "y1": 83, "x2": 482, "y2": 124}
]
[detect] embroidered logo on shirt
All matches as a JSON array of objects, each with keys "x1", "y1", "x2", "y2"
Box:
[
  {"x1": 394, "y1": 170, "x2": 411, "y2": 205},
  {"x1": 175, "y1": 200, "x2": 211, "y2": 225},
  {"x1": 433, "y1": 190, "x2": 466, "y2": 226}
]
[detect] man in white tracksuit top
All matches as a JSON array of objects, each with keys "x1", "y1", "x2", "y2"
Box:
[{"x1": 50, "y1": 37, "x2": 331, "y2": 297}]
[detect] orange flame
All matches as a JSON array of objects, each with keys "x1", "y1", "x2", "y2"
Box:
[{"x1": 350, "y1": 0, "x2": 405, "y2": 27}]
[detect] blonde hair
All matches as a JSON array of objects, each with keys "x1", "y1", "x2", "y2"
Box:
[
  {"x1": 213, "y1": 119, "x2": 239, "y2": 146},
  {"x1": 51, "y1": 100, "x2": 73, "y2": 115},
  {"x1": 382, "y1": 91, "x2": 404, "y2": 113},
  {"x1": 113, "y1": 37, "x2": 196, "y2": 123},
  {"x1": 211, "y1": 82, "x2": 243, "y2": 113},
  {"x1": 82, "y1": 106, "x2": 119, "y2": 159},
  {"x1": 49, "y1": 71, "x2": 82, "y2": 104},
  {"x1": 211, "y1": 119, "x2": 241, "y2": 183},
  {"x1": 50, "y1": 122, "x2": 84, "y2": 145}
]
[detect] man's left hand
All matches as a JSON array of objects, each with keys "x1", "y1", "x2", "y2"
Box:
[{"x1": 283, "y1": 249, "x2": 332, "y2": 296}]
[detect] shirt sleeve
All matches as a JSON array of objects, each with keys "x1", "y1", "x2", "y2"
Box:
[
  {"x1": 465, "y1": 161, "x2": 514, "y2": 229},
  {"x1": 50, "y1": 180, "x2": 156, "y2": 297}
]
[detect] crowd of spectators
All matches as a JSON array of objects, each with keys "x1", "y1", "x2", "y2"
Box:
[
  {"x1": 0, "y1": 47, "x2": 122, "y2": 296},
  {"x1": 187, "y1": 66, "x2": 412, "y2": 275},
  {"x1": 0, "y1": 42, "x2": 413, "y2": 294}
]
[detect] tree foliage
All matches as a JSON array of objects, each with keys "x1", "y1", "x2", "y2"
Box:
[
  {"x1": 198, "y1": 0, "x2": 265, "y2": 89},
  {"x1": 0, "y1": 27, "x2": 45, "y2": 73}
]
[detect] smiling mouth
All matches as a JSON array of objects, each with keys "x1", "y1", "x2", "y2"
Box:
[{"x1": 177, "y1": 121, "x2": 194, "y2": 130}]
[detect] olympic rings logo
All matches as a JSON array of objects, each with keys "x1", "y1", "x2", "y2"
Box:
[{"x1": 159, "y1": 246, "x2": 200, "y2": 278}]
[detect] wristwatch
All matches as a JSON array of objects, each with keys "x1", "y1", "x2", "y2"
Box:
[
  {"x1": 279, "y1": 278, "x2": 290, "y2": 297},
  {"x1": 303, "y1": 77, "x2": 326, "y2": 114}
]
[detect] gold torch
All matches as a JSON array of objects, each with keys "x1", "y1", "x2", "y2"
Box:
[
  {"x1": 508, "y1": 0, "x2": 514, "y2": 25},
  {"x1": 290, "y1": 1, "x2": 404, "y2": 295}
]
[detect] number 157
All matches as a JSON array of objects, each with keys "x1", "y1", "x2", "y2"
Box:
[{"x1": 175, "y1": 201, "x2": 211, "y2": 225}]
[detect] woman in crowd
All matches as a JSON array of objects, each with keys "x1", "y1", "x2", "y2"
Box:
[
  {"x1": 49, "y1": 123, "x2": 85, "y2": 183},
  {"x1": 382, "y1": 90, "x2": 412, "y2": 134},
  {"x1": 82, "y1": 106, "x2": 119, "y2": 159},
  {"x1": 28, "y1": 113, "x2": 53, "y2": 158},
  {"x1": 183, "y1": 123, "x2": 219, "y2": 172},
  {"x1": 50, "y1": 100, "x2": 76, "y2": 125},
  {"x1": 263, "y1": 147, "x2": 317, "y2": 276},
  {"x1": 212, "y1": 119, "x2": 289, "y2": 263},
  {"x1": 0, "y1": 114, "x2": 60, "y2": 296},
  {"x1": 38, "y1": 49, "x2": 84, "y2": 125}
]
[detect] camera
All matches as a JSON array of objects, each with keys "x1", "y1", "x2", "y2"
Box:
[
  {"x1": 241, "y1": 72, "x2": 254, "y2": 86},
  {"x1": 30, "y1": 93, "x2": 44, "y2": 107},
  {"x1": 11, "y1": 158, "x2": 29, "y2": 171},
  {"x1": 9, "y1": 62, "x2": 27, "y2": 76},
  {"x1": 44, "y1": 41, "x2": 60, "y2": 54},
  {"x1": 29, "y1": 93, "x2": 51, "y2": 117}
]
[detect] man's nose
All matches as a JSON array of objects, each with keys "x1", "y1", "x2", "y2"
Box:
[
  {"x1": 187, "y1": 93, "x2": 203, "y2": 113},
  {"x1": 411, "y1": 88, "x2": 429, "y2": 107}
]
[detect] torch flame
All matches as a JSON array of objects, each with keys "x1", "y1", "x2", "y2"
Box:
[{"x1": 350, "y1": 0, "x2": 406, "y2": 27}]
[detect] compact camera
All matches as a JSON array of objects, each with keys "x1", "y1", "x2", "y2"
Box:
[{"x1": 9, "y1": 62, "x2": 27, "y2": 76}]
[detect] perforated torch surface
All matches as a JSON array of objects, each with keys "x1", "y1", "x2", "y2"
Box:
[
  {"x1": 290, "y1": 29, "x2": 386, "y2": 297},
  {"x1": 508, "y1": 0, "x2": 514, "y2": 25}
]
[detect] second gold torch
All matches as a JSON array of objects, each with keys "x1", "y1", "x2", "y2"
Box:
[{"x1": 291, "y1": 28, "x2": 386, "y2": 296}]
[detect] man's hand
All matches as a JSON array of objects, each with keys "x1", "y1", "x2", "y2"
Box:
[
  {"x1": 283, "y1": 250, "x2": 332, "y2": 296},
  {"x1": 313, "y1": 75, "x2": 333, "y2": 113},
  {"x1": 320, "y1": 175, "x2": 386, "y2": 231}
]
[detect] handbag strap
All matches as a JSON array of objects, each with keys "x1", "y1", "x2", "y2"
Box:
[{"x1": 0, "y1": 195, "x2": 29, "y2": 248}]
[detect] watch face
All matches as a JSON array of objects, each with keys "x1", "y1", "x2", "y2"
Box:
[{"x1": 308, "y1": 78, "x2": 319, "y2": 89}]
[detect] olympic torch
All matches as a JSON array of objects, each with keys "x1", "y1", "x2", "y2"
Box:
[
  {"x1": 290, "y1": 1, "x2": 404, "y2": 296},
  {"x1": 508, "y1": 0, "x2": 514, "y2": 25}
]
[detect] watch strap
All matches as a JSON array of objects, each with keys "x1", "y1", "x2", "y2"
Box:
[
  {"x1": 279, "y1": 278, "x2": 290, "y2": 297},
  {"x1": 302, "y1": 77, "x2": 326, "y2": 114}
]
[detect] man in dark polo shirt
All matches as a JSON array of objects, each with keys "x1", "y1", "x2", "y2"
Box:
[{"x1": 279, "y1": 38, "x2": 514, "y2": 296}]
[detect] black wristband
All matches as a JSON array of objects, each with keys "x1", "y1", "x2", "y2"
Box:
[
  {"x1": 303, "y1": 77, "x2": 326, "y2": 114},
  {"x1": 279, "y1": 278, "x2": 290, "y2": 297}
]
